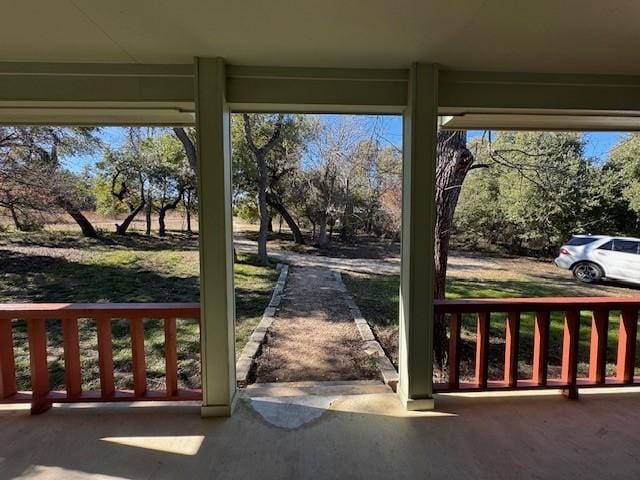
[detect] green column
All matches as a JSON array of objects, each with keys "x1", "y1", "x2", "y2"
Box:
[
  {"x1": 397, "y1": 63, "x2": 438, "y2": 410},
  {"x1": 195, "y1": 57, "x2": 237, "y2": 417}
]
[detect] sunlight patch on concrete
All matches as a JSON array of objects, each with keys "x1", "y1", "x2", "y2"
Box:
[
  {"x1": 329, "y1": 393, "x2": 457, "y2": 418},
  {"x1": 580, "y1": 386, "x2": 640, "y2": 395},
  {"x1": 436, "y1": 389, "x2": 563, "y2": 399},
  {"x1": 100, "y1": 435, "x2": 204, "y2": 456},
  {"x1": 15, "y1": 465, "x2": 130, "y2": 479},
  {"x1": 0, "y1": 403, "x2": 30, "y2": 412}
]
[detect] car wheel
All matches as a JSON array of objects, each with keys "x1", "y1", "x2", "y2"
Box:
[{"x1": 572, "y1": 262, "x2": 603, "y2": 284}]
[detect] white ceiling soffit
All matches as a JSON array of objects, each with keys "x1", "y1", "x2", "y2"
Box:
[
  {"x1": 440, "y1": 113, "x2": 640, "y2": 132},
  {"x1": 3, "y1": 1, "x2": 640, "y2": 75}
]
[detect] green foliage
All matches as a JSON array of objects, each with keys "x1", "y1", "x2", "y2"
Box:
[
  {"x1": 454, "y1": 131, "x2": 640, "y2": 254},
  {"x1": 234, "y1": 198, "x2": 260, "y2": 223},
  {"x1": 608, "y1": 133, "x2": 640, "y2": 224},
  {"x1": 93, "y1": 175, "x2": 126, "y2": 216}
]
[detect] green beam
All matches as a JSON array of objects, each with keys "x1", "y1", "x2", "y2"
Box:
[
  {"x1": 439, "y1": 70, "x2": 640, "y2": 112},
  {"x1": 0, "y1": 62, "x2": 194, "y2": 103},
  {"x1": 226, "y1": 65, "x2": 408, "y2": 111},
  {"x1": 195, "y1": 57, "x2": 237, "y2": 417},
  {"x1": 397, "y1": 63, "x2": 438, "y2": 410}
]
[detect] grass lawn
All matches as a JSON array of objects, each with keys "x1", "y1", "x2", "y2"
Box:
[
  {"x1": 343, "y1": 270, "x2": 640, "y2": 379},
  {"x1": 0, "y1": 232, "x2": 278, "y2": 391}
]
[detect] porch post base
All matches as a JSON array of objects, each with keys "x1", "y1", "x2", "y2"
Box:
[
  {"x1": 398, "y1": 388, "x2": 435, "y2": 411},
  {"x1": 562, "y1": 387, "x2": 579, "y2": 400},
  {"x1": 201, "y1": 391, "x2": 238, "y2": 417}
]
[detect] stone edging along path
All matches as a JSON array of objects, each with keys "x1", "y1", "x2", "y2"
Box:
[
  {"x1": 236, "y1": 263, "x2": 289, "y2": 387},
  {"x1": 333, "y1": 271, "x2": 399, "y2": 391}
]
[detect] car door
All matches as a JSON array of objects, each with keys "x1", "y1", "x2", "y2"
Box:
[{"x1": 598, "y1": 239, "x2": 640, "y2": 283}]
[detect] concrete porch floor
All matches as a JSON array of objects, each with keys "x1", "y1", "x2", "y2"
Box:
[{"x1": 2, "y1": 388, "x2": 640, "y2": 479}]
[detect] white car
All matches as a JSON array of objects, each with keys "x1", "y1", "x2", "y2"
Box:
[{"x1": 555, "y1": 235, "x2": 640, "y2": 286}]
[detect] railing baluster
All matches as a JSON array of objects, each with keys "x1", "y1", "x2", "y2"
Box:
[
  {"x1": 0, "y1": 319, "x2": 17, "y2": 399},
  {"x1": 96, "y1": 316, "x2": 115, "y2": 398},
  {"x1": 164, "y1": 317, "x2": 178, "y2": 397},
  {"x1": 130, "y1": 317, "x2": 147, "y2": 397},
  {"x1": 62, "y1": 317, "x2": 82, "y2": 398},
  {"x1": 561, "y1": 310, "x2": 580, "y2": 399},
  {"x1": 27, "y1": 318, "x2": 52, "y2": 414},
  {"x1": 616, "y1": 308, "x2": 638, "y2": 384},
  {"x1": 532, "y1": 311, "x2": 550, "y2": 386},
  {"x1": 475, "y1": 311, "x2": 490, "y2": 388},
  {"x1": 0, "y1": 304, "x2": 201, "y2": 408},
  {"x1": 504, "y1": 311, "x2": 520, "y2": 387},
  {"x1": 588, "y1": 309, "x2": 609, "y2": 384}
]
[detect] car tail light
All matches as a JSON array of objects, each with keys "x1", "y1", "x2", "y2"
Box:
[{"x1": 559, "y1": 247, "x2": 571, "y2": 255}]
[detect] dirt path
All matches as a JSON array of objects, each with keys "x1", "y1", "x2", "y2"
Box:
[
  {"x1": 253, "y1": 266, "x2": 379, "y2": 383},
  {"x1": 235, "y1": 234, "x2": 640, "y2": 297}
]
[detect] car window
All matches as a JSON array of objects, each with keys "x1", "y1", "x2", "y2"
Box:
[
  {"x1": 566, "y1": 237, "x2": 599, "y2": 246},
  {"x1": 613, "y1": 239, "x2": 640, "y2": 255},
  {"x1": 597, "y1": 240, "x2": 613, "y2": 251}
]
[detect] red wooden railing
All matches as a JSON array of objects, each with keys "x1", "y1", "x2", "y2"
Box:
[
  {"x1": 435, "y1": 297, "x2": 640, "y2": 397},
  {"x1": 0, "y1": 303, "x2": 201, "y2": 413}
]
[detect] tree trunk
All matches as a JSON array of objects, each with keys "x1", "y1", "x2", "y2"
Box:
[
  {"x1": 158, "y1": 195, "x2": 183, "y2": 237},
  {"x1": 158, "y1": 208, "x2": 167, "y2": 236},
  {"x1": 65, "y1": 205, "x2": 98, "y2": 238},
  {"x1": 145, "y1": 199, "x2": 152, "y2": 235},
  {"x1": 318, "y1": 217, "x2": 329, "y2": 248},
  {"x1": 6, "y1": 203, "x2": 23, "y2": 231},
  {"x1": 341, "y1": 178, "x2": 353, "y2": 241},
  {"x1": 267, "y1": 215, "x2": 273, "y2": 233},
  {"x1": 257, "y1": 171, "x2": 269, "y2": 263},
  {"x1": 433, "y1": 130, "x2": 475, "y2": 369},
  {"x1": 116, "y1": 201, "x2": 145, "y2": 235},
  {"x1": 185, "y1": 190, "x2": 192, "y2": 233},
  {"x1": 173, "y1": 128, "x2": 197, "y2": 172},
  {"x1": 266, "y1": 192, "x2": 305, "y2": 244}
]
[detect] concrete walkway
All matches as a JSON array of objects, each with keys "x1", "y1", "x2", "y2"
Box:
[{"x1": 253, "y1": 265, "x2": 380, "y2": 383}]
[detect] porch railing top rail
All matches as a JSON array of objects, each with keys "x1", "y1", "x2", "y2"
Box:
[
  {"x1": 0, "y1": 303, "x2": 200, "y2": 319},
  {"x1": 435, "y1": 296, "x2": 640, "y2": 313}
]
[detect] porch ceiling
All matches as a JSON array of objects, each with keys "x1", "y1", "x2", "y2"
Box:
[{"x1": 3, "y1": 1, "x2": 640, "y2": 75}]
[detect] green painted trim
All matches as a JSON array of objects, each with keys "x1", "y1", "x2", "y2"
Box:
[
  {"x1": 228, "y1": 103, "x2": 404, "y2": 114},
  {"x1": 227, "y1": 65, "x2": 408, "y2": 81},
  {"x1": 397, "y1": 387, "x2": 435, "y2": 411},
  {"x1": 227, "y1": 65, "x2": 408, "y2": 108},
  {"x1": 439, "y1": 70, "x2": 640, "y2": 111},
  {"x1": 0, "y1": 62, "x2": 194, "y2": 104},
  {"x1": 0, "y1": 107, "x2": 195, "y2": 127},
  {"x1": 0, "y1": 62, "x2": 194, "y2": 76},
  {"x1": 195, "y1": 57, "x2": 237, "y2": 413},
  {"x1": 398, "y1": 63, "x2": 438, "y2": 404},
  {"x1": 3, "y1": 61, "x2": 640, "y2": 120},
  {"x1": 200, "y1": 391, "x2": 238, "y2": 418}
]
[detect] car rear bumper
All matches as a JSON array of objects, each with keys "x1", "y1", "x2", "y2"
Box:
[{"x1": 554, "y1": 256, "x2": 573, "y2": 269}]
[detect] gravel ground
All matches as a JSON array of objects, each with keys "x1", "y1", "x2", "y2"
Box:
[{"x1": 253, "y1": 266, "x2": 379, "y2": 383}]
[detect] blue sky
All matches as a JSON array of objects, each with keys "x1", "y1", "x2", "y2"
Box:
[{"x1": 62, "y1": 117, "x2": 626, "y2": 171}]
